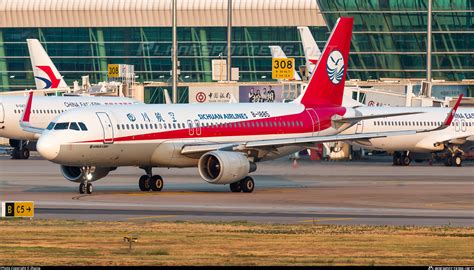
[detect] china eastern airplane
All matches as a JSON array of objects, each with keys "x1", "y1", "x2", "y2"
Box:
[
  {"x1": 0, "y1": 39, "x2": 140, "y2": 159},
  {"x1": 28, "y1": 17, "x2": 455, "y2": 194}
]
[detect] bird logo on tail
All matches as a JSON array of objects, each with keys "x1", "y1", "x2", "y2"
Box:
[{"x1": 326, "y1": 50, "x2": 345, "y2": 85}]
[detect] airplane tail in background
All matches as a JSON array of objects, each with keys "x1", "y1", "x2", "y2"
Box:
[
  {"x1": 268, "y1": 46, "x2": 302, "y2": 81},
  {"x1": 296, "y1": 17, "x2": 353, "y2": 107},
  {"x1": 297, "y1": 26, "x2": 321, "y2": 72},
  {"x1": 27, "y1": 39, "x2": 68, "y2": 90}
]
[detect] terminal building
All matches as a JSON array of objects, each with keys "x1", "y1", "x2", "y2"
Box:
[{"x1": 0, "y1": 0, "x2": 472, "y2": 100}]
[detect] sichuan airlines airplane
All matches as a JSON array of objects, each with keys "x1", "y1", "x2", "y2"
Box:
[
  {"x1": 30, "y1": 17, "x2": 451, "y2": 194},
  {"x1": 0, "y1": 39, "x2": 140, "y2": 159}
]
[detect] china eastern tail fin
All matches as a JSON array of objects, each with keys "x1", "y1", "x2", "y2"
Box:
[
  {"x1": 27, "y1": 39, "x2": 68, "y2": 90},
  {"x1": 295, "y1": 17, "x2": 353, "y2": 107}
]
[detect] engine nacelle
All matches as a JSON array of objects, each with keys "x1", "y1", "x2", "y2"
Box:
[
  {"x1": 60, "y1": 165, "x2": 115, "y2": 183},
  {"x1": 198, "y1": 151, "x2": 256, "y2": 185}
]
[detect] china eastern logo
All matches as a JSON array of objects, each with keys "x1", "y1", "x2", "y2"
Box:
[
  {"x1": 326, "y1": 50, "x2": 344, "y2": 84},
  {"x1": 34, "y1": 66, "x2": 62, "y2": 89}
]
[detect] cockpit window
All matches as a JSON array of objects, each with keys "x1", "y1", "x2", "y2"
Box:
[
  {"x1": 69, "y1": 122, "x2": 80, "y2": 131},
  {"x1": 54, "y1": 122, "x2": 69, "y2": 130},
  {"x1": 46, "y1": 122, "x2": 56, "y2": 130},
  {"x1": 78, "y1": 122, "x2": 88, "y2": 131}
]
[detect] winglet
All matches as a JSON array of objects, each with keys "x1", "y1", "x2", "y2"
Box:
[
  {"x1": 19, "y1": 91, "x2": 44, "y2": 136},
  {"x1": 21, "y1": 91, "x2": 34, "y2": 123},
  {"x1": 443, "y1": 93, "x2": 463, "y2": 126}
]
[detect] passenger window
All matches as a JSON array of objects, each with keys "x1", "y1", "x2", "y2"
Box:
[
  {"x1": 131, "y1": 125, "x2": 135, "y2": 129},
  {"x1": 145, "y1": 124, "x2": 148, "y2": 129},
  {"x1": 173, "y1": 123, "x2": 176, "y2": 129},
  {"x1": 117, "y1": 124, "x2": 121, "y2": 130},
  {"x1": 70, "y1": 122, "x2": 80, "y2": 131},
  {"x1": 140, "y1": 124, "x2": 144, "y2": 129},
  {"x1": 79, "y1": 122, "x2": 88, "y2": 131},
  {"x1": 136, "y1": 124, "x2": 140, "y2": 129},
  {"x1": 168, "y1": 123, "x2": 172, "y2": 129}
]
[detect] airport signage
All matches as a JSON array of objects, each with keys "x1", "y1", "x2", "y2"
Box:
[
  {"x1": 1, "y1": 201, "x2": 34, "y2": 218},
  {"x1": 189, "y1": 85, "x2": 239, "y2": 103},
  {"x1": 272, "y1": 58, "x2": 295, "y2": 80},
  {"x1": 239, "y1": 85, "x2": 283, "y2": 103},
  {"x1": 108, "y1": 64, "x2": 120, "y2": 78}
]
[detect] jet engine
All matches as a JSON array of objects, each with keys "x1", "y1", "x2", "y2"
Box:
[
  {"x1": 198, "y1": 151, "x2": 256, "y2": 184},
  {"x1": 60, "y1": 165, "x2": 115, "y2": 183}
]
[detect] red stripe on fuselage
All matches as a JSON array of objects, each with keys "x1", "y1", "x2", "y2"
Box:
[{"x1": 77, "y1": 107, "x2": 346, "y2": 144}]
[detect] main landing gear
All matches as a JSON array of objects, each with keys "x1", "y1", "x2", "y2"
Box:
[
  {"x1": 10, "y1": 139, "x2": 30, "y2": 160},
  {"x1": 138, "y1": 167, "x2": 164, "y2": 192},
  {"x1": 393, "y1": 151, "x2": 411, "y2": 166},
  {"x1": 229, "y1": 176, "x2": 255, "y2": 193}
]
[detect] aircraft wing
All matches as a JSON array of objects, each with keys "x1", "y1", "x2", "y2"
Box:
[
  {"x1": 332, "y1": 111, "x2": 423, "y2": 126},
  {"x1": 181, "y1": 130, "x2": 416, "y2": 156}
]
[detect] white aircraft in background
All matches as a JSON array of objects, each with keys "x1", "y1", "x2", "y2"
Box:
[
  {"x1": 28, "y1": 17, "x2": 454, "y2": 194},
  {"x1": 27, "y1": 39, "x2": 69, "y2": 90},
  {"x1": 339, "y1": 97, "x2": 473, "y2": 167},
  {"x1": 0, "y1": 39, "x2": 140, "y2": 159},
  {"x1": 297, "y1": 26, "x2": 321, "y2": 72}
]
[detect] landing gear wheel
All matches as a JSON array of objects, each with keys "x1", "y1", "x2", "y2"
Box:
[
  {"x1": 401, "y1": 155, "x2": 411, "y2": 166},
  {"x1": 86, "y1": 183, "x2": 93, "y2": 194},
  {"x1": 150, "y1": 175, "x2": 164, "y2": 191},
  {"x1": 445, "y1": 157, "x2": 453, "y2": 167},
  {"x1": 139, "y1": 175, "x2": 151, "y2": 191},
  {"x1": 454, "y1": 155, "x2": 462, "y2": 167},
  {"x1": 230, "y1": 182, "x2": 242, "y2": 192},
  {"x1": 392, "y1": 152, "x2": 401, "y2": 166},
  {"x1": 240, "y1": 177, "x2": 255, "y2": 193},
  {"x1": 19, "y1": 148, "x2": 30, "y2": 159},
  {"x1": 79, "y1": 183, "x2": 86, "y2": 194}
]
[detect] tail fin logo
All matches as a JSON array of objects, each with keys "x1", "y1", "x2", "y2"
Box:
[
  {"x1": 326, "y1": 50, "x2": 344, "y2": 84},
  {"x1": 34, "y1": 66, "x2": 61, "y2": 89}
]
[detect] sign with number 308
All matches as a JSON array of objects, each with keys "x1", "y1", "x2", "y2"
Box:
[{"x1": 272, "y1": 58, "x2": 295, "y2": 80}]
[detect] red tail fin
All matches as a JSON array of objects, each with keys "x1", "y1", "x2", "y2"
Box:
[{"x1": 299, "y1": 17, "x2": 353, "y2": 107}]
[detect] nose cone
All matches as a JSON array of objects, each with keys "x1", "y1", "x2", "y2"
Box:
[{"x1": 37, "y1": 134, "x2": 60, "y2": 161}]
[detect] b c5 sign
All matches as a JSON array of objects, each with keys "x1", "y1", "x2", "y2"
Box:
[{"x1": 1, "y1": 201, "x2": 34, "y2": 218}]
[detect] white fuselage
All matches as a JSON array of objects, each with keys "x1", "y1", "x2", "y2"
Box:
[
  {"x1": 0, "y1": 95, "x2": 139, "y2": 141},
  {"x1": 341, "y1": 106, "x2": 474, "y2": 152},
  {"x1": 37, "y1": 102, "x2": 350, "y2": 167}
]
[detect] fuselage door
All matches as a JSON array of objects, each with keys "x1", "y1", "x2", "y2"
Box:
[
  {"x1": 0, "y1": 102, "x2": 4, "y2": 123},
  {"x1": 96, "y1": 112, "x2": 114, "y2": 144},
  {"x1": 194, "y1": 120, "x2": 202, "y2": 136}
]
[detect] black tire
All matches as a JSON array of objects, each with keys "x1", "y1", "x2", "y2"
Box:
[
  {"x1": 139, "y1": 175, "x2": 151, "y2": 191},
  {"x1": 150, "y1": 175, "x2": 164, "y2": 191},
  {"x1": 392, "y1": 152, "x2": 401, "y2": 166},
  {"x1": 11, "y1": 148, "x2": 20, "y2": 159},
  {"x1": 454, "y1": 155, "x2": 462, "y2": 167},
  {"x1": 402, "y1": 156, "x2": 411, "y2": 166},
  {"x1": 86, "y1": 183, "x2": 93, "y2": 194},
  {"x1": 240, "y1": 177, "x2": 255, "y2": 193},
  {"x1": 79, "y1": 183, "x2": 86, "y2": 194},
  {"x1": 445, "y1": 157, "x2": 453, "y2": 167},
  {"x1": 19, "y1": 148, "x2": 30, "y2": 159},
  {"x1": 230, "y1": 181, "x2": 242, "y2": 192}
]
